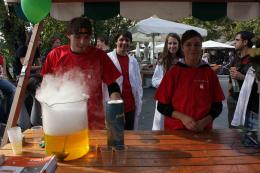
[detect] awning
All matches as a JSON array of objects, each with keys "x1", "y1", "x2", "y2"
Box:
[
  {"x1": 202, "y1": 40, "x2": 235, "y2": 49},
  {"x1": 7, "y1": 1, "x2": 260, "y2": 22}
]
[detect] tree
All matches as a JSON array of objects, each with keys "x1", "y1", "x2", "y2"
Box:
[
  {"x1": 0, "y1": 1, "x2": 30, "y2": 79},
  {"x1": 39, "y1": 15, "x2": 134, "y2": 54},
  {"x1": 179, "y1": 17, "x2": 260, "y2": 41},
  {"x1": 40, "y1": 16, "x2": 67, "y2": 55},
  {"x1": 92, "y1": 15, "x2": 135, "y2": 49}
]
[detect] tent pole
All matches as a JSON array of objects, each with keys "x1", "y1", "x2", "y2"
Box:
[
  {"x1": 152, "y1": 33, "x2": 155, "y2": 64},
  {"x1": 1, "y1": 21, "x2": 43, "y2": 146},
  {"x1": 256, "y1": 80, "x2": 260, "y2": 143}
]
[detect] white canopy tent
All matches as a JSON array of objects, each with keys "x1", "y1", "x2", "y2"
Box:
[
  {"x1": 202, "y1": 40, "x2": 235, "y2": 49},
  {"x1": 155, "y1": 40, "x2": 235, "y2": 53},
  {"x1": 135, "y1": 42, "x2": 141, "y2": 58},
  {"x1": 130, "y1": 16, "x2": 208, "y2": 38},
  {"x1": 129, "y1": 16, "x2": 207, "y2": 63}
]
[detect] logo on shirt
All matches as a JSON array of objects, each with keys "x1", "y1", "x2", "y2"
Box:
[{"x1": 194, "y1": 80, "x2": 208, "y2": 90}]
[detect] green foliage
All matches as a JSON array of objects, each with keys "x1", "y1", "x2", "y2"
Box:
[
  {"x1": 0, "y1": 1, "x2": 29, "y2": 66},
  {"x1": 179, "y1": 17, "x2": 260, "y2": 41},
  {"x1": 92, "y1": 15, "x2": 135, "y2": 49},
  {"x1": 40, "y1": 15, "x2": 134, "y2": 54},
  {"x1": 41, "y1": 16, "x2": 67, "y2": 55}
]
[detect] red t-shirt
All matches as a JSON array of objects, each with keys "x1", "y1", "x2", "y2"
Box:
[
  {"x1": 0, "y1": 55, "x2": 3, "y2": 75},
  {"x1": 117, "y1": 54, "x2": 135, "y2": 112},
  {"x1": 0, "y1": 55, "x2": 3, "y2": 66},
  {"x1": 155, "y1": 63, "x2": 225, "y2": 130},
  {"x1": 41, "y1": 45, "x2": 121, "y2": 129}
]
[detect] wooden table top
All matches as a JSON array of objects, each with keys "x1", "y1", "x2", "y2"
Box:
[{"x1": 1, "y1": 129, "x2": 260, "y2": 173}]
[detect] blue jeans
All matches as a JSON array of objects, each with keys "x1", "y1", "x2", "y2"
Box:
[
  {"x1": 245, "y1": 110, "x2": 258, "y2": 130},
  {"x1": 0, "y1": 79, "x2": 16, "y2": 123},
  {"x1": 0, "y1": 79, "x2": 31, "y2": 130}
]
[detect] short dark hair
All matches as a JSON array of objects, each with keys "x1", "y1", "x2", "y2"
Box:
[
  {"x1": 115, "y1": 30, "x2": 132, "y2": 42},
  {"x1": 49, "y1": 37, "x2": 61, "y2": 46},
  {"x1": 67, "y1": 17, "x2": 92, "y2": 35},
  {"x1": 97, "y1": 35, "x2": 109, "y2": 45},
  {"x1": 236, "y1": 31, "x2": 254, "y2": 48},
  {"x1": 181, "y1": 30, "x2": 202, "y2": 46}
]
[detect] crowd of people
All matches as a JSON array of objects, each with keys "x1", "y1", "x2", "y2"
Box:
[{"x1": 0, "y1": 16, "x2": 259, "y2": 136}]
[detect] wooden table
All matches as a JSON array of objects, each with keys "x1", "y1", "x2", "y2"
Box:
[{"x1": 1, "y1": 129, "x2": 260, "y2": 173}]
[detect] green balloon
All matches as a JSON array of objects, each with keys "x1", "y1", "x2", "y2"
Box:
[{"x1": 21, "y1": 0, "x2": 51, "y2": 24}]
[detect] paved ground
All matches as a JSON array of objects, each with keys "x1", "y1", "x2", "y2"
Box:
[
  {"x1": 138, "y1": 87, "x2": 156, "y2": 130},
  {"x1": 138, "y1": 75, "x2": 230, "y2": 130}
]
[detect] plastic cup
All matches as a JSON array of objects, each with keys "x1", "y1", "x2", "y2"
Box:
[
  {"x1": 113, "y1": 145, "x2": 128, "y2": 165},
  {"x1": 31, "y1": 126, "x2": 43, "y2": 143},
  {"x1": 100, "y1": 146, "x2": 113, "y2": 166},
  {"x1": 93, "y1": 144, "x2": 99, "y2": 162},
  {"x1": 87, "y1": 143, "x2": 99, "y2": 162},
  {"x1": 7, "y1": 127, "x2": 23, "y2": 155}
]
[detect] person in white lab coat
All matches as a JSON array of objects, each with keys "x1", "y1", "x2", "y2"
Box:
[
  {"x1": 107, "y1": 30, "x2": 143, "y2": 130},
  {"x1": 152, "y1": 33, "x2": 182, "y2": 130}
]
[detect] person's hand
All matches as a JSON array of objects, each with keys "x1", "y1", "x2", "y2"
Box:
[
  {"x1": 180, "y1": 114, "x2": 197, "y2": 131},
  {"x1": 210, "y1": 64, "x2": 221, "y2": 72},
  {"x1": 194, "y1": 116, "x2": 212, "y2": 132},
  {"x1": 230, "y1": 67, "x2": 244, "y2": 80}
]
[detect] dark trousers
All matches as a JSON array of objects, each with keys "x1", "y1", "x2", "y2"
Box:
[
  {"x1": 227, "y1": 96, "x2": 237, "y2": 128},
  {"x1": 124, "y1": 111, "x2": 135, "y2": 130}
]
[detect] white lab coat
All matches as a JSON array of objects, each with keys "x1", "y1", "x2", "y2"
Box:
[
  {"x1": 232, "y1": 67, "x2": 256, "y2": 126},
  {"x1": 104, "y1": 49, "x2": 143, "y2": 130},
  {"x1": 151, "y1": 64, "x2": 164, "y2": 130}
]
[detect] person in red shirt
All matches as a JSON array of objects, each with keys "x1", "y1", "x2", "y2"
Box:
[
  {"x1": 106, "y1": 30, "x2": 143, "y2": 130},
  {"x1": 41, "y1": 17, "x2": 122, "y2": 129},
  {"x1": 0, "y1": 54, "x2": 3, "y2": 75},
  {"x1": 155, "y1": 30, "x2": 225, "y2": 132}
]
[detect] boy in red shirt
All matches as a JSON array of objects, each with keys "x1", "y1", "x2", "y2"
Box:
[{"x1": 41, "y1": 17, "x2": 122, "y2": 129}]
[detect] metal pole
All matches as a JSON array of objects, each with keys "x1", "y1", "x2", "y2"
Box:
[
  {"x1": 256, "y1": 79, "x2": 260, "y2": 142},
  {"x1": 152, "y1": 33, "x2": 155, "y2": 64}
]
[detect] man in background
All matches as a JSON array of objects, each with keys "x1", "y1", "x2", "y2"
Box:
[{"x1": 227, "y1": 31, "x2": 254, "y2": 128}]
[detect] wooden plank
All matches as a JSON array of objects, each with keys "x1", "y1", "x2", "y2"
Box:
[
  {"x1": 87, "y1": 129, "x2": 241, "y2": 138},
  {"x1": 1, "y1": 22, "x2": 43, "y2": 146},
  {"x1": 18, "y1": 129, "x2": 243, "y2": 151},
  {"x1": 55, "y1": 155, "x2": 260, "y2": 167},
  {"x1": 23, "y1": 129, "x2": 242, "y2": 140},
  {"x1": 54, "y1": 165, "x2": 260, "y2": 173}
]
